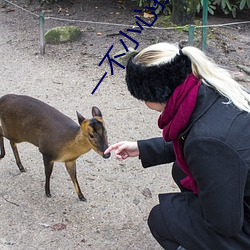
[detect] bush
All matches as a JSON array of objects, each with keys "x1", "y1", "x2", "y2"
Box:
[
  {"x1": 134, "y1": 0, "x2": 250, "y2": 18},
  {"x1": 133, "y1": 0, "x2": 171, "y2": 14}
]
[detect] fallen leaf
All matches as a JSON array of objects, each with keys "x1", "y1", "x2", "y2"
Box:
[
  {"x1": 142, "y1": 188, "x2": 152, "y2": 198},
  {"x1": 133, "y1": 198, "x2": 140, "y2": 205},
  {"x1": 143, "y1": 12, "x2": 154, "y2": 18},
  {"x1": 51, "y1": 223, "x2": 67, "y2": 231}
]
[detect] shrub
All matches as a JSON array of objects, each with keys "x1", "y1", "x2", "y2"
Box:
[{"x1": 134, "y1": 0, "x2": 250, "y2": 18}]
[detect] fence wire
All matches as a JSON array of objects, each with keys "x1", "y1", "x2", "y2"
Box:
[{"x1": 4, "y1": 0, "x2": 250, "y2": 31}]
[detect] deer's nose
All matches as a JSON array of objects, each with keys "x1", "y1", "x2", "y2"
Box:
[{"x1": 103, "y1": 152, "x2": 111, "y2": 159}]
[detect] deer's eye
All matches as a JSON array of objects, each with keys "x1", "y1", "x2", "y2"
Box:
[{"x1": 89, "y1": 133, "x2": 94, "y2": 139}]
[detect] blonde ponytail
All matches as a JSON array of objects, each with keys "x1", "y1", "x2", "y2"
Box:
[
  {"x1": 134, "y1": 42, "x2": 250, "y2": 113},
  {"x1": 181, "y1": 46, "x2": 250, "y2": 112}
]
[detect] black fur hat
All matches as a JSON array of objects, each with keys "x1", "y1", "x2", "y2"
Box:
[{"x1": 125, "y1": 52, "x2": 192, "y2": 103}]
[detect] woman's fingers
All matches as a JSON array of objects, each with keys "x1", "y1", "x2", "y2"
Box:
[
  {"x1": 104, "y1": 142, "x2": 125, "y2": 154},
  {"x1": 104, "y1": 141, "x2": 138, "y2": 160}
]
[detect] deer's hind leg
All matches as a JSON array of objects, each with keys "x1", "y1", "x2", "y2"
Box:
[
  {"x1": 10, "y1": 141, "x2": 26, "y2": 172},
  {"x1": 0, "y1": 126, "x2": 5, "y2": 159},
  {"x1": 65, "y1": 161, "x2": 86, "y2": 202}
]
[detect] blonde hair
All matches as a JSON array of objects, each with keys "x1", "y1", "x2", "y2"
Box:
[{"x1": 134, "y1": 42, "x2": 250, "y2": 113}]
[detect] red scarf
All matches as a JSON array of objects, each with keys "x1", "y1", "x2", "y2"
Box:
[{"x1": 158, "y1": 73, "x2": 201, "y2": 194}]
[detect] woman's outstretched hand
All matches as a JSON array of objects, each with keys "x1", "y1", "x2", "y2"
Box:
[{"x1": 104, "y1": 141, "x2": 139, "y2": 160}]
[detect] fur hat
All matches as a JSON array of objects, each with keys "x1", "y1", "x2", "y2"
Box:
[{"x1": 125, "y1": 52, "x2": 192, "y2": 103}]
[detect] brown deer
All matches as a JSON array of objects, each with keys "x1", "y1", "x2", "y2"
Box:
[{"x1": 0, "y1": 94, "x2": 110, "y2": 201}]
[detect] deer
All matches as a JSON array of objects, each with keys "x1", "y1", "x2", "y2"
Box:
[{"x1": 0, "y1": 94, "x2": 111, "y2": 201}]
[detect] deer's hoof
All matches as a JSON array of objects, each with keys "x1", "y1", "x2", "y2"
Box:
[{"x1": 79, "y1": 196, "x2": 87, "y2": 202}]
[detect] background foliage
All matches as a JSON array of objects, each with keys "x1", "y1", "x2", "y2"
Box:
[
  {"x1": 134, "y1": 0, "x2": 250, "y2": 18},
  {"x1": 38, "y1": 0, "x2": 250, "y2": 19}
]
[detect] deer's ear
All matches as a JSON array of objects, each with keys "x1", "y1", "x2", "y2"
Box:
[
  {"x1": 76, "y1": 111, "x2": 85, "y2": 125},
  {"x1": 92, "y1": 106, "x2": 102, "y2": 118}
]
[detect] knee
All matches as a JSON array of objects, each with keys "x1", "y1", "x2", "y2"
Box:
[
  {"x1": 148, "y1": 204, "x2": 162, "y2": 234},
  {"x1": 148, "y1": 205, "x2": 180, "y2": 249}
]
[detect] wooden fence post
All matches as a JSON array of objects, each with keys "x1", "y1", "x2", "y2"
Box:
[
  {"x1": 188, "y1": 25, "x2": 195, "y2": 46},
  {"x1": 202, "y1": 0, "x2": 208, "y2": 51},
  {"x1": 39, "y1": 11, "x2": 45, "y2": 55}
]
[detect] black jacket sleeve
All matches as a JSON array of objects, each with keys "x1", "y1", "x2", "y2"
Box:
[{"x1": 137, "y1": 137, "x2": 176, "y2": 168}]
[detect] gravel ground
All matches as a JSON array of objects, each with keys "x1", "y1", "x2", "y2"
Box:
[{"x1": 0, "y1": 1, "x2": 249, "y2": 249}]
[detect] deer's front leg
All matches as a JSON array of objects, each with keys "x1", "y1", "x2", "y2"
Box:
[
  {"x1": 65, "y1": 160, "x2": 86, "y2": 202},
  {"x1": 43, "y1": 155, "x2": 54, "y2": 198}
]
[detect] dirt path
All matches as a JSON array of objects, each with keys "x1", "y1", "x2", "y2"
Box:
[
  {"x1": 0, "y1": 2, "x2": 175, "y2": 250},
  {"x1": 0, "y1": 1, "x2": 249, "y2": 249}
]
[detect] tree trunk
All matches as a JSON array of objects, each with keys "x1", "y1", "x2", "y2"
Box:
[{"x1": 171, "y1": 0, "x2": 198, "y2": 25}]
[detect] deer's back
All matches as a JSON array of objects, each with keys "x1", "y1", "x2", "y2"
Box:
[{"x1": 0, "y1": 94, "x2": 79, "y2": 148}]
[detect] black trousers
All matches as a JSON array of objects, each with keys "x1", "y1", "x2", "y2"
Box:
[
  {"x1": 148, "y1": 162, "x2": 250, "y2": 250},
  {"x1": 148, "y1": 162, "x2": 188, "y2": 250}
]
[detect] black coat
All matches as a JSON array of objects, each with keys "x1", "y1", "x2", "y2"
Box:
[{"x1": 138, "y1": 84, "x2": 250, "y2": 250}]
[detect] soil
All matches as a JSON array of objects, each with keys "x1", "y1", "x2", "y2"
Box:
[{"x1": 0, "y1": 0, "x2": 249, "y2": 249}]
